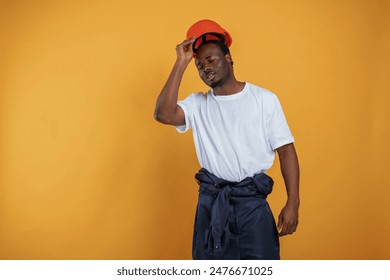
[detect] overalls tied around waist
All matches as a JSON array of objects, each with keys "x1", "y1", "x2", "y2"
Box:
[{"x1": 194, "y1": 168, "x2": 275, "y2": 258}]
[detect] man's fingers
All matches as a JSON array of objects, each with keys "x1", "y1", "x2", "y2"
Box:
[
  {"x1": 277, "y1": 206, "x2": 298, "y2": 236},
  {"x1": 278, "y1": 221, "x2": 298, "y2": 236},
  {"x1": 277, "y1": 212, "x2": 283, "y2": 230},
  {"x1": 179, "y1": 37, "x2": 196, "y2": 48},
  {"x1": 176, "y1": 37, "x2": 196, "y2": 57},
  {"x1": 278, "y1": 225, "x2": 291, "y2": 236}
]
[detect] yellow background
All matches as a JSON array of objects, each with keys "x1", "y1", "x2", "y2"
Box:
[{"x1": 1, "y1": 0, "x2": 389, "y2": 259}]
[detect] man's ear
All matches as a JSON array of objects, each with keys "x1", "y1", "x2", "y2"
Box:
[{"x1": 225, "y1": 53, "x2": 233, "y2": 66}]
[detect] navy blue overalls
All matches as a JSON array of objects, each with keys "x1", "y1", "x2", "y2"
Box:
[{"x1": 192, "y1": 168, "x2": 280, "y2": 260}]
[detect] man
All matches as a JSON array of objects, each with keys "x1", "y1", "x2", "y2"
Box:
[{"x1": 154, "y1": 19, "x2": 299, "y2": 260}]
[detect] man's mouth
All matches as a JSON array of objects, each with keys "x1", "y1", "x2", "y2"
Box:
[{"x1": 205, "y1": 72, "x2": 215, "y2": 81}]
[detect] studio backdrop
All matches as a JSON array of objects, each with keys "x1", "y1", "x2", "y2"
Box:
[{"x1": 0, "y1": 0, "x2": 389, "y2": 259}]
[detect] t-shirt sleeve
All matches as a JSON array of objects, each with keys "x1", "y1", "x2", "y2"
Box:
[
  {"x1": 265, "y1": 93, "x2": 295, "y2": 150},
  {"x1": 175, "y1": 93, "x2": 197, "y2": 133}
]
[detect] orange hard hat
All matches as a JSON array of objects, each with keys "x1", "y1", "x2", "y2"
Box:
[{"x1": 186, "y1": 19, "x2": 232, "y2": 52}]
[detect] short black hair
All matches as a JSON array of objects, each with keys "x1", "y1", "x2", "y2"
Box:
[{"x1": 194, "y1": 40, "x2": 230, "y2": 56}]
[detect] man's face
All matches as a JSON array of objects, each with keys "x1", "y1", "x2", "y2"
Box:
[{"x1": 194, "y1": 43, "x2": 232, "y2": 88}]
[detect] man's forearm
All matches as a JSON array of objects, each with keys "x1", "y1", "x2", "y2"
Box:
[
  {"x1": 277, "y1": 143, "x2": 300, "y2": 207},
  {"x1": 154, "y1": 38, "x2": 195, "y2": 125},
  {"x1": 154, "y1": 59, "x2": 188, "y2": 124}
]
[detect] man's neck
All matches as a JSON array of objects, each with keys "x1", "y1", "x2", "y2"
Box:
[{"x1": 213, "y1": 80, "x2": 246, "y2": 96}]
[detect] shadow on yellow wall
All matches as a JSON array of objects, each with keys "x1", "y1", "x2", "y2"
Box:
[{"x1": 0, "y1": 0, "x2": 389, "y2": 259}]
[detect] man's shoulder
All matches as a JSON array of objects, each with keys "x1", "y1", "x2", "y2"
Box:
[
  {"x1": 181, "y1": 91, "x2": 207, "y2": 100},
  {"x1": 192, "y1": 90, "x2": 214, "y2": 102},
  {"x1": 246, "y1": 82, "x2": 276, "y2": 99}
]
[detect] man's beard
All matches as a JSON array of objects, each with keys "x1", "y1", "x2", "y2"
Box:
[{"x1": 208, "y1": 78, "x2": 223, "y2": 89}]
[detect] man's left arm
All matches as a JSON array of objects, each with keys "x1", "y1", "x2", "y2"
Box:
[{"x1": 276, "y1": 143, "x2": 300, "y2": 236}]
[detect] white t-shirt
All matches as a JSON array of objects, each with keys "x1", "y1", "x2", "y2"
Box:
[{"x1": 176, "y1": 82, "x2": 294, "y2": 182}]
